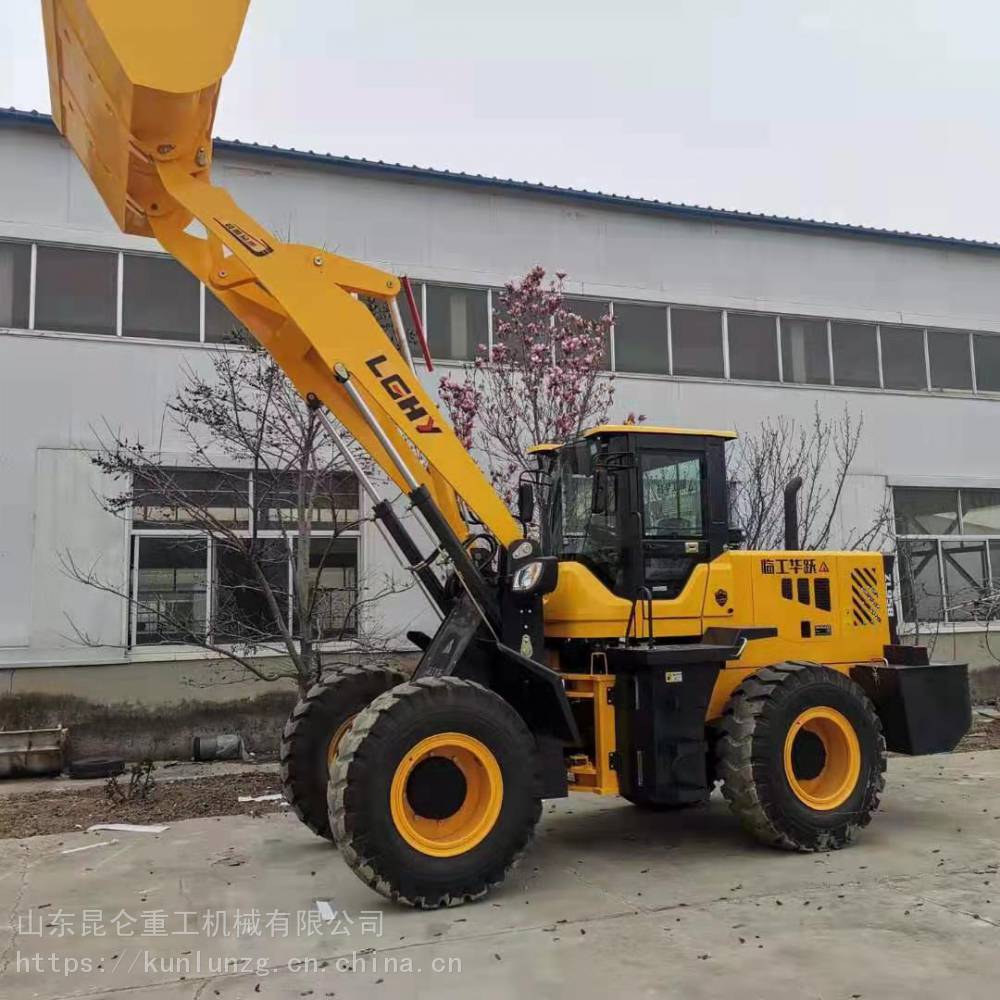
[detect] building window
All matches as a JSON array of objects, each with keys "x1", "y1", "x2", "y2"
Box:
[
  {"x1": 294, "y1": 537, "x2": 360, "y2": 638},
  {"x1": 12, "y1": 237, "x2": 1000, "y2": 403},
  {"x1": 831, "y1": 321, "x2": 879, "y2": 388},
  {"x1": 928, "y1": 330, "x2": 973, "y2": 390},
  {"x1": 133, "y1": 536, "x2": 209, "y2": 645},
  {"x1": 974, "y1": 334, "x2": 1000, "y2": 392},
  {"x1": 34, "y1": 245, "x2": 118, "y2": 335},
  {"x1": 204, "y1": 289, "x2": 245, "y2": 343},
  {"x1": 728, "y1": 312, "x2": 779, "y2": 382},
  {"x1": 0, "y1": 240, "x2": 31, "y2": 328},
  {"x1": 212, "y1": 539, "x2": 291, "y2": 644},
  {"x1": 612, "y1": 302, "x2": 667, "y2": 374},
  {"x1": 133, "y1": 468, "x2": 252, "y2": 528},
  {"x1": 671, "y1": 307, "x2": 724, "y2": 378},
  {"x1": 894, "y1": 486, "x2": 1000, "y2": 624},
  {"x1": 123, "y1": 254, "x2": 201, "y2": 341},
  {"x1": 780, "y1": 317, "x2": 830, "y2": 385},
  {"x1": 129, "y1": 467, "x2": 359, "y2": 646},
  {"x1": 880, "y1": 325, "x2": 927, "y2": 390},
  {"x1": 254, "y1": 469, "x2": 359, "y2": 528},
  {"x1": 425, "y1": 283, "x2": 488, "y2": 361},
  {"x1": 563, "y1": 297, "x2": 611, "y2": 368}
]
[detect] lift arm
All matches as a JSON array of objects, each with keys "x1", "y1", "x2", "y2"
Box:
[{"x1": 41, "y1": 0, "x2": 522, "y2": 552}]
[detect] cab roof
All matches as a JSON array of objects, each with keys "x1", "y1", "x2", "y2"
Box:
[{"x1": 582, "y1": 424, "x2": 738, "y2": 440}]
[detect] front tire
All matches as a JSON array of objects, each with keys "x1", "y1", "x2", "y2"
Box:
[
  {"x1": 717, "y1": 662, "x2": 885, "y2": 851},
  {"x1": 329, "y1": 677, "x2": 542, "y2": 908},
  {"x1": 280, "y1": 664, "x2": 405, "y2": 841}
]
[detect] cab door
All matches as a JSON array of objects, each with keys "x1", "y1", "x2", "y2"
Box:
[{"x1": 634, "y1": 442, "x2": 711, "y2": 605}]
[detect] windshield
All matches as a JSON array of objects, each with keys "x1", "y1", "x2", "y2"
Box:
[
  {"x1": 640, "y1": 451, "x2": 704, "y2": 537},
  {"x1": 548, "y1": 440, "x2": 624, "y2": 591}
]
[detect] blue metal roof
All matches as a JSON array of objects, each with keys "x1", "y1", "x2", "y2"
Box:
[{"x1": 4, "y1": 105, "x2": 1000, "y2": 255}]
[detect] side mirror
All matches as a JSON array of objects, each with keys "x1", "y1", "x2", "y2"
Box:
[
  {"x1": 727, "y1": 526, "x2": 745, "y2": 548},
  {"x1": 517, "y1": 482, "x2": 535, "y2": 525},
  {"x1": 591, "y1": 469, "x2": 608, "y2": 514}
]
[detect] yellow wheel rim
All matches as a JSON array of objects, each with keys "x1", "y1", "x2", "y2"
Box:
[
  {"x1": 783, "y1": 707, "x2": 861, "y2": 811},
  {"x1": 326, "y1": 716, "x2": 356, "y2": 770},
  {"x1": 390, "y1": 732, "x2": 503, "y2": 858}
]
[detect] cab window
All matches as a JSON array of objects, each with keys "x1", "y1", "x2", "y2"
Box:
[{"x1": 641, "y1": 451, "x2": 704, "y2": 537}]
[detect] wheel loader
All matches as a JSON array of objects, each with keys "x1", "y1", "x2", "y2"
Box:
[{"x1": 42, "y1": 0, "x2": 972, "y2": 909}]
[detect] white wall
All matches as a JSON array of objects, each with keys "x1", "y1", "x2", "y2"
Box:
[{"x1": 3, "y1": 119, "x2": 1000, "y2": 665}]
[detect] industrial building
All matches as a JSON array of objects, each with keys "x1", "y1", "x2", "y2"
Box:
[{"x1": 2, "y1": 106, "x2": 999, "y2": 745}]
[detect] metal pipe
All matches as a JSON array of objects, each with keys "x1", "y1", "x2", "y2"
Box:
[
  {"x1": 333, "y1": 364, "x2": 420, "y2": 491},
  {"x1": 784, "y1": 476, "x2": 804, "y2": 550},
  {"x1": 327, "y1": 365, "x2": 497, "y2": 631},
  {"x1": 311, "y1": 401, "x2": 445, "y2": 618},
  {"x1": 313, "y1": 407, "x2": 380, "y2": 503},
  {"x1": 388, "y1": 298, "x2": 417, "y2": 373}
]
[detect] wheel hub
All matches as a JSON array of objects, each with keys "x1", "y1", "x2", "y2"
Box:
[
  {"x1": 390, "y1": 732, "x2": 503, "y2": 857},
  {"x1": 783, "y1": 706, "x2": 861, "y2": 811}
]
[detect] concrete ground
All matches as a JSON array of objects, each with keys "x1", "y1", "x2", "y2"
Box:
[{"x1": 2, "y1": 751, "x2": 999, "y2": 1000}]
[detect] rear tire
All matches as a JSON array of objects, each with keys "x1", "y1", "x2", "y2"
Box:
[
  {"x1": 280, "y1": 664, "x2": 404, "y2": 841},
  {"x1": 717, "y1": 662, "x2": 885, "y2": 851},
  {"x1": 329, "y1": 677, "x2": 542, "y2": 908}
]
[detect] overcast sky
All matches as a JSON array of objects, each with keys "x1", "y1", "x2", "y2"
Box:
[{"x1": 4, "y1": 1, "x2": 1000, "y2": 242}]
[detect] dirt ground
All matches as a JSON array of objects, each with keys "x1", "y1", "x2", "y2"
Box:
[
  {"x1": 0, "y1": 771, "x2": 285, "y2": 839},
  {"x1": 955, "y1": 711, "x2": 1000, "y2": 752}
]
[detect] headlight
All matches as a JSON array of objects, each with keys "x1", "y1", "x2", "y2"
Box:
[{"x1": 512, "y1": 561, "x2": 544, "y2": 592}]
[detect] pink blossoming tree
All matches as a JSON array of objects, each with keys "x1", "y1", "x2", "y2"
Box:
[{"x1": 438, "y1": 266, "x2": 620, "y2": 506}]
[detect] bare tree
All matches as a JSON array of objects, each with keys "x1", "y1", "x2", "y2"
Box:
[
  {"x1": 728, "y1": 404, "x2": 891, "y2": 551},
  {"x1": 63, "y1": 334, "x2": 409, "y2": 695}
]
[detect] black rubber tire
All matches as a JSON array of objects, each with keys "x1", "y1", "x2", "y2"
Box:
[
  {"x1": 280, "y1": 664, "x2": 404, "y2": 841},
  {"x1": 329, "y1": 677, "x2": 542, "y2": 909},
  {"x1": 68, "y1": 757, "x2": 125, "y2": 780},
  {"x1": 717, "y1": 662, "x2": 886, "y2": 852}
]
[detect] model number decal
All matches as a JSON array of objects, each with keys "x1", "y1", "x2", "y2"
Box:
[
  {"x1": 760, "y1": 557, "x2": 829, "y2": 575},
  {"x1": 215, "y1": 219, "x2": 273, "y2": 256}
]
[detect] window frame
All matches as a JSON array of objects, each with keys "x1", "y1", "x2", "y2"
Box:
[
  {"x1": 894, "y1": 485, "x2": 1000, "y2": 627},
  {"x1": 9, "y1": 237, "x2": 1000, "y2": 398},
  {"x1": 667, "y1": 305, "x2": 726, "y2": 379},
  {"x1": 127, "y1": 467, "x2": 362, "y2": 652},
  {"x1": 14, "y1": 240, "x2": 248, "y2": 345},
  {"x1": 423, "y1": 281, "x2": 490, "y2": 362}
]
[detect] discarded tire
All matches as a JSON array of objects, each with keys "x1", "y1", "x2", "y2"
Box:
[
  {"x1": 330, "y1": 677, "x2": 542, "y2": 908},
  {"x1": 280, "y1": 664, "x2": 405, "y2": 841},
  {"x1": 717, "y1": 662, "x2": 885, "y2": 851},
  {"x1": 68, "y1": 757, "x2": 125, "y2": 780}
]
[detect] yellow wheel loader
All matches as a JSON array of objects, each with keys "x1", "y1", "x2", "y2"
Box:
[{"x1": 42, "y1": 0, "x2": 972, "y2": 909}]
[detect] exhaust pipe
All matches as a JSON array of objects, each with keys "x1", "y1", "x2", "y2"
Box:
[{"x1": 784, "y1": 476, "x2": 803, "y2": 550}]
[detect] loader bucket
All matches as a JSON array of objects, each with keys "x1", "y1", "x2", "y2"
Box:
[{"x1": 41, "y1": 0, "x2": 249, "y2": 236}]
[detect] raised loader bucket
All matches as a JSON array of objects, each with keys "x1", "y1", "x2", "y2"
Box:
[{"x1": 41, "y1": 0, "x2": 249, "y2": 236}]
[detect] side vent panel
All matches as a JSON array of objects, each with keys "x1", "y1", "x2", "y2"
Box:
[{"x1": 850, "y1": 566, "x2": 882, "y2": 627}]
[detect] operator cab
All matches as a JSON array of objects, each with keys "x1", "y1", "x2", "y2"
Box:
[{"x1": 543, "y1": 425, "x2": 738, "y2": 601}]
